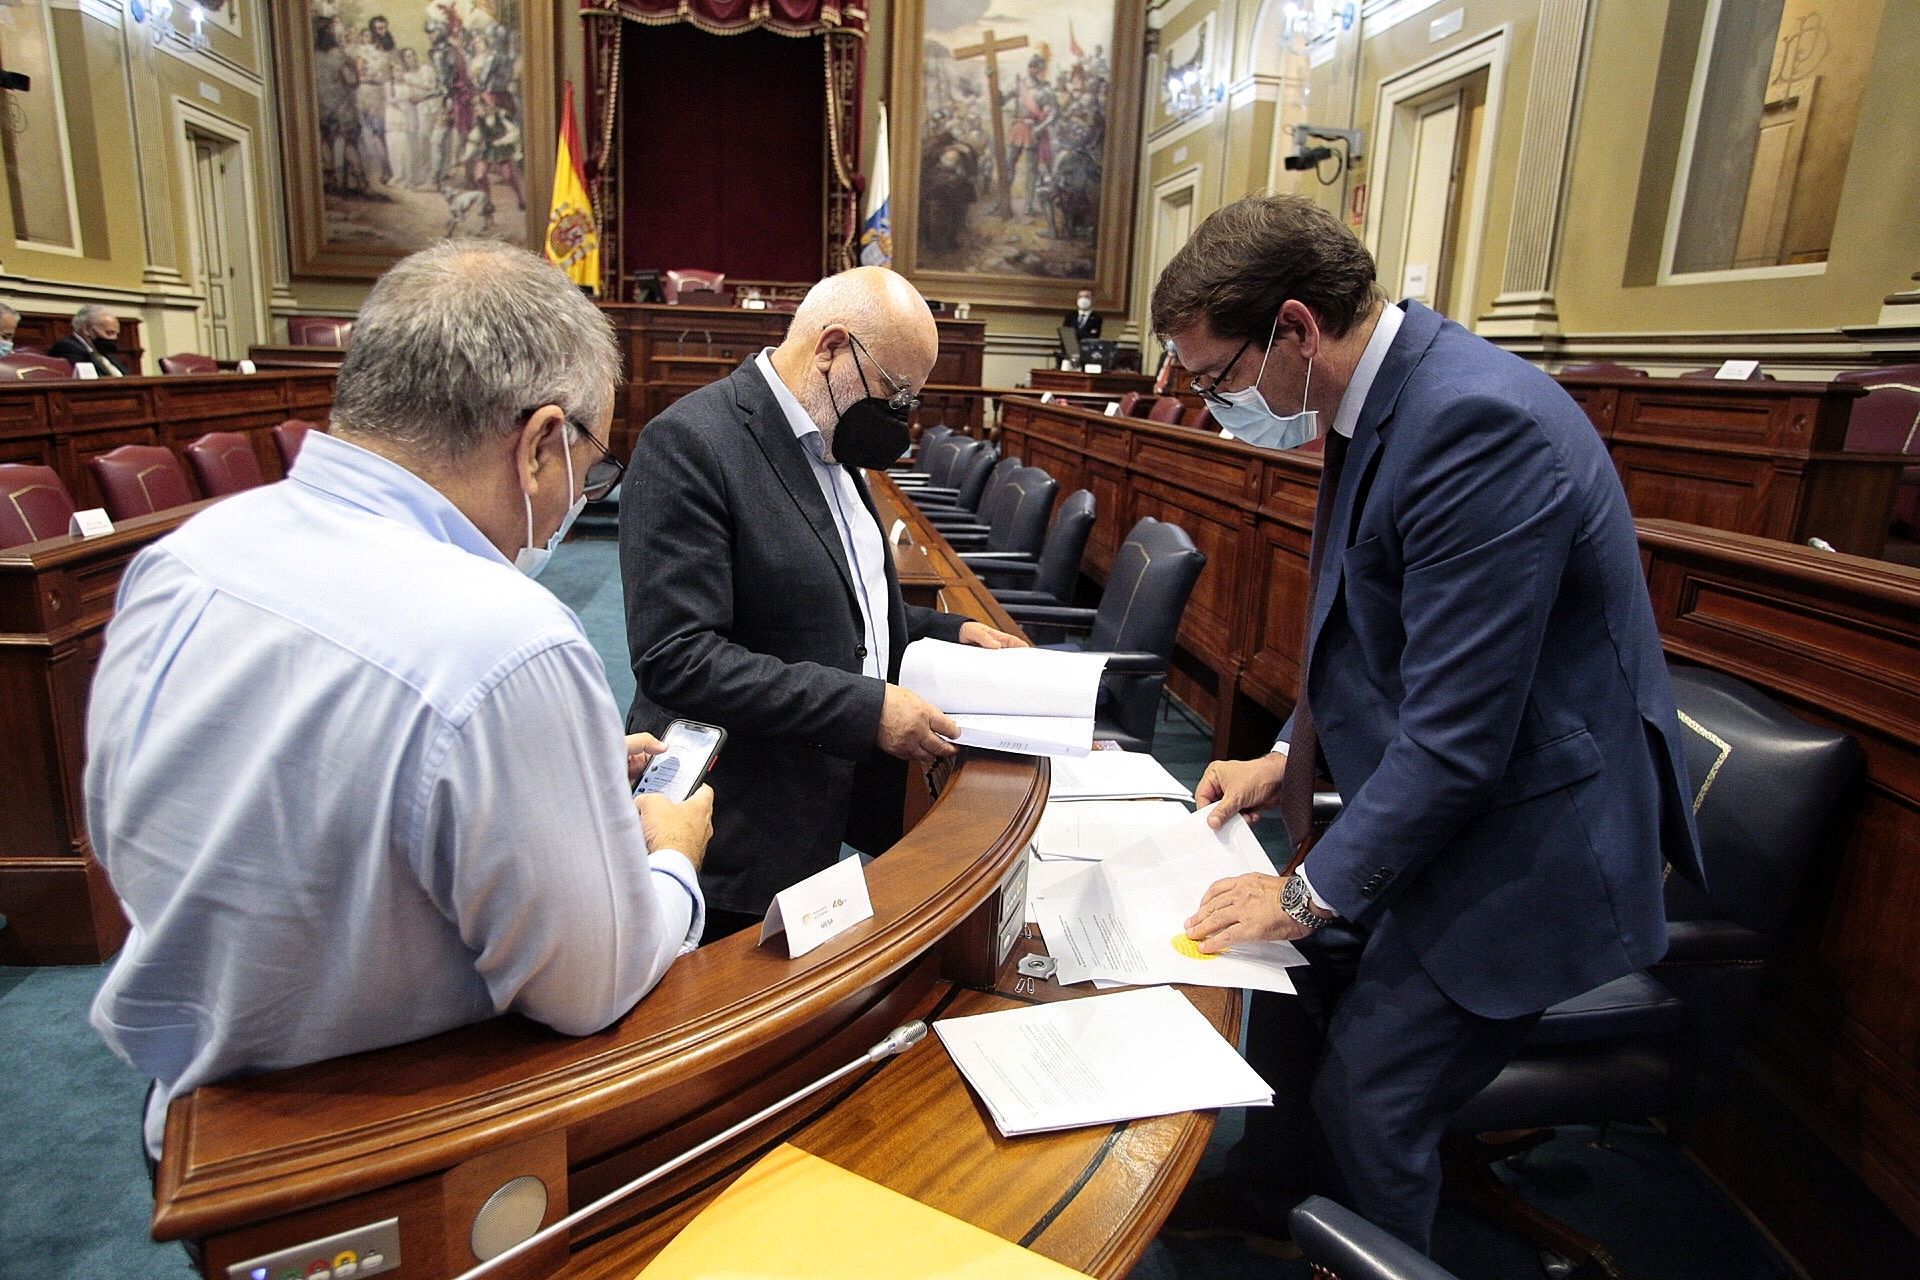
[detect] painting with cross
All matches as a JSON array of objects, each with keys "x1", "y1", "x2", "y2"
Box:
[{"x1": 907, "y1": 0, "x2": 1130, "y2": 294}]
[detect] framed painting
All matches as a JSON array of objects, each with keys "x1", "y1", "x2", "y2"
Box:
[
  {"x1": 269, "y1": 0, "x2": 554, "y2": 278},
  {"x1": 889, "y1": 0, "x2": 1145, "y2": 311}
]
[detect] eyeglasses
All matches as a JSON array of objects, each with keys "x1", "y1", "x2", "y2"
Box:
[
  {"x1": 1188, "y1": 336, "x2": 1257, "y2": 409},
  {"x1": 523, "y1": 406, "x2": 624, "y2": 500},
  {"x1": 577, "y1": 422, "x2": 625, "y2": 501},
  {"x1": 846, "y1": 332, "x2": 922, "y2": 413}
]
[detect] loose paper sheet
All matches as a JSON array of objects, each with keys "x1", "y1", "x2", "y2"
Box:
[
  {"x1": 901, "y1": 639, "x2": 1108, "y2": 757},
  {"x1": 1032, "y1": 804, "x2": 1306, "y2": 994},
  {"x1": 934, "y1": 986, "x2": 1272, "y2": 1137}
]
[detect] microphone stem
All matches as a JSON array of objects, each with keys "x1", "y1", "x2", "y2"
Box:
[{"x1": 454, "y1": 1023, "x2": 925, "y2": 1279}]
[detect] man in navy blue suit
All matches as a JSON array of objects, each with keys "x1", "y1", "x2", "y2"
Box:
[{"x1": 1157, "y1": 195, "x2": 1705, "y2": 1253}]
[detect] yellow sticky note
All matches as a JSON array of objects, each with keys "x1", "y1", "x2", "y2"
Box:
[
  {"x1": 637, "y1": 1144, "x2": 1092, "y2": 1278},
  {"x1": 1169, "y1": 933, "x2": 1221, "y2": 961}
]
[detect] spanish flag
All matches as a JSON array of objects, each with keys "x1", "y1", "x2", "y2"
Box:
[{"x1": 545, "y1": 82, "x2": 600, "y2": 292}]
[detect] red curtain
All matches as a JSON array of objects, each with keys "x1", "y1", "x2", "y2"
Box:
[{"x1": 587, "y1": 0, "x2": 866, "y2": 38}]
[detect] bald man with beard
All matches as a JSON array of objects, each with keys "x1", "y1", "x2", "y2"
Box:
[{"x1": 619, "y1": 267, "x2": 1025, "y2": 942}]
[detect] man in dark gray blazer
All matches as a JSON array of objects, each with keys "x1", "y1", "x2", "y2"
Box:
[
  {"x1": 1161, "y1": 196, "x2": 1705, "y2": 1252},
  {"x1": 620, "y1": 267, "x2": 1024, "y2": 942}
]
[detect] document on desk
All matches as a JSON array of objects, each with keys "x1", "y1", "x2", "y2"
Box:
[
  {"x1": 1047, "y1": 749, "x2": 1192, "y2": 802},
  {"x1": 635, "y1": 1143, "x2": 1092, "y2": 1278},
  {"x1": 1032, "y1": 804, "x2": 1307, "y2": 994},
  {"x1": 934, "y1": 986, "x2": 1273, "y2": 1137},
  {"x1": 900, "y1": 638, "x2": 1108, "y2": 756},
  {"x1": 1032, "y1": 799, "x2": 1192, "y2": 861}
]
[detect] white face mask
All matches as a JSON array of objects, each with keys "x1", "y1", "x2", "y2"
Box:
[
  {"x1": 1076, "y1": 296, "x2": 1093, "y2": 313},
  {"x1": 513, "y1": 430, "x2": 584, "y2": 579},
  {"x1": 1210, "y1": 314, "x2": 1320, "y2": 451}
]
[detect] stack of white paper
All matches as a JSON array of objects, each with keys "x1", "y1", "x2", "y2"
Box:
[
  {"x1": 900, "y1": 639, "x2": 1108, "y2": 757},
  {"x1": 1047, "y1": 750, "x2": 1192, "y2": 802},
  {"x1": 1032, "y1": 799, "x2": 1192, "y2": 861},
  {"x1": 1032, "y1": 804, "x2": 1308, "y2": 994},
  {"x1": 934, "y1": 986, "x2": 1273, "y2": 1136}
]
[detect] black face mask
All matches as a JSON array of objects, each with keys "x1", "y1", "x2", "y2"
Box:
[
  {"x1": 93, "y1": 336, "x2": 119, "y2": 354},
  {"x1": 823, "y1": 339, "x2": 914, "y2": 470}
]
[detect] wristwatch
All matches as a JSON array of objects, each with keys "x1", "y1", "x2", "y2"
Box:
[{"x1": 1281, "y1": 875, "x2": 1330, "y2": 931}]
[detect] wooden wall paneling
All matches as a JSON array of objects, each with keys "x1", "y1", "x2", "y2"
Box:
[{"x1": 1607, "y1": 444, "x2": 1792, "y2": 540}]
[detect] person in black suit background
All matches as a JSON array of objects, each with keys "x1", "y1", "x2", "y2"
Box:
[
  {"x1": 619, "y1": 267, "x2": 1026, "y2": 942},
  {"x1": 1062, "y1": 288, "x2": 1102, "y2": 344},
  {"x1": 49, "y1": 305, "x2": 131, "y2": 376}
]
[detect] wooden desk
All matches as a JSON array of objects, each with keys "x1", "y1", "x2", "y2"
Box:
[
  {"x1": 0, "y1": 370, "x2": 337, "y2": 509},
  {"x1": 1556, "y1": 372, "x2": 1898, "y2": 556},
  {"x1": 152, "y1": 476, "x2": 1233, "y2": 1279},
  {"x1": 1029, "y1": 368, "x2": 1155, "y2": 396},
  {"x1": 599, "y1": 303, "x2": 986, "y2": 459},
  {"x1": 0, "y1": 503, "x2": 215, "y2": 963},
  {"x1": 246, "y1": 344, "x2": 349, "y2": 370}
]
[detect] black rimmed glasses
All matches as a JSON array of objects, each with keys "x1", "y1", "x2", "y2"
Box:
[
  {"x1": 523, "y1": 406, "x2": 625, "y2": 500},
  {"x1": 1188, "y1": 336, "x2": 1257, "y2": 409},
  {"x1": 846, "y1": 332, "x2": 922, "y2": 413}
]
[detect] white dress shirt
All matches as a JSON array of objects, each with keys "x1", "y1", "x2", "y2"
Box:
[
  {"x1": 1280, "y1": 301, "x2": 1405, "y2": 911},
  {"x1": 87, "y1": 431, "x2": 701, "y2": 1156},
  {"x1": 754, "y1": 349, "x2": 892, "y2": 679}
]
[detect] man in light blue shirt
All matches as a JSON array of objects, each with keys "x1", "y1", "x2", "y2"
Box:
[{"x1": 87, "y1": 240, "x2": 713, "y2": 1160}]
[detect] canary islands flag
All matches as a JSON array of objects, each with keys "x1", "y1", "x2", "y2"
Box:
[
  {"x1": 545, "y1": 82, "x2": 600, "y2": 292},
  {"x1": 859, "y1": 104, "x2": 893, "y2": 267}
]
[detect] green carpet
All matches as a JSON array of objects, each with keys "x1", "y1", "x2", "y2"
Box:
[{"x1": 0, "y1": 536, "x2": 1793, "y2": 1279}]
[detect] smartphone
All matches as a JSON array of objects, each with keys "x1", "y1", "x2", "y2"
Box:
[{"x1": 633, "y1": 720, "x2": 727, "y2": 802}]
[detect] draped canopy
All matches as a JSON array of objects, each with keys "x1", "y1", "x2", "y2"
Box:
[{"x1": 583, "y1": 0, "x2": 867, "y2": 39}]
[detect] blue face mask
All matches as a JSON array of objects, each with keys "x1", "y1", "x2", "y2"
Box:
[
  {"x1": 0, "y1": 339, "x2": 12, "y2": 358},
  {"x1": 1210, "y1": 315, "x2": 1319, "y2": 451},
  {"x1": 513, "y1": 433, "x2": 584, "y2": 579}
]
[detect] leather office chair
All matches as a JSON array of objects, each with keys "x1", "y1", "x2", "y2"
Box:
[
  {"x1": 1183, "y1": 403, "x2": 1217, "y2": 433},
  {"x1": 1116, "y1": 392, "x2": 1151, "y2": 418},
  {"x1": 1558, "y1": 361, "x2": 1647, "y2": 377},
  {"x1": 1147, "y1": 396, "x2": 1187, "y2": 425},
  {"x1": 663, "y1": 269, "x2": 726, "y2": 304},
  {"x1": 889, "y1": 425, "x2": 953, "y2": 480},
  {"x1": 1432, "y1": 664, "x2": 1863, "y2": 1275},
  {"x1": 922, "y1": 454, "x2": 1020, "y2": 537},
  {"x1": 941, "y1": 466, "x2": 1055, "y2": 557},
  {"x1": 286, "y1": 316, "x2": 354, "y2": 347},
  {"x1": 88, "y1": 445, "x2": 196, "y2": 519},
  {"x1": 0, "y1": 464, "x2": 78, "y2": 548},
  {"x1": 272, "y1": 419, "x2": 320, "y2": 470},
  {"x1": 183, "y1": 432, "x2": 267, "y2": 496},
  {"x1": 159, "y1": 353, "x2": 220, "y2": 375},
  {"x1": 1291, "y1": 1197, "x2": 1460, "y2": 1280},
  {"x1": 1836, "y1": 363, "x2": 1920, "y2": 536},
  {"x1": 1, "y1": 352, "x2": 74, "y2": 379},
  {"x1": 1000, "y1": 517, "x2": 1207, "y2": 751},
  {"x1": 909, "y1": 441, "x2": 996, "y2": 515},
  {"x1": 966, "y1": 488, "x2": 1095, "y2": 608}
]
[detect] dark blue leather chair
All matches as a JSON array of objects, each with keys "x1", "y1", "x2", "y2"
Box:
[{"x1": 967, "y1": 487, "x2": 1095, "y2": 608}]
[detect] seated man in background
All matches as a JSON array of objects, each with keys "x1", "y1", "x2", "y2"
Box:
[
  {"x1": 88, "y1": 239, "x2": 712, "y2": 1162},
  {"x1": 621, "y1": 266, "x2": 1023, "y2": 943},
  {"x1": 50, "y1": 304, "x2": 132, "y2": 375}
]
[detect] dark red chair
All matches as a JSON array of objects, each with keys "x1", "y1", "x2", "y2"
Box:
[
  {"x1": 183, "y1": 432, "x2": 267, "y2": 496},
  {"x1": 0, "y1": 352, "x2": 74, "y2": 379},
  {"x1": 159, "y1": 353, "x2": 220, "y2": 375},
  {"x1": 88, "y1": 445, "x2": 196, "y2": 519},
  {"x1": 1147, "y1": 397, "x2": 1186, "y2": 425},
  {"x1": 286, "y1": 316, "x2": 354, "y2": 347},
  {"x1": 1182, "y1": 403, "x2": 1216, "y2": 432},
  {"x1": 1559, "y1": 361, "x2": 1648, "y2": 377},
  {"x1": 272, "y1": 419, "x2": 320, "y2": 470},
  {"x1": 1116, "y1": 392, "x2": 1152, "y2": 417},
  {"x1": 663, "y1": 269, "x2": 726, "y2": 304},
  {"x1": 0, "y1": 464, "x2": 77, "y2": 548},
  {"x1": 1836, "y1": 364, "x2": 1920, "y2": 536}
]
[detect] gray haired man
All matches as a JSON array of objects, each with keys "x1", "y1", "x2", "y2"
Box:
[
  {"x1": 88, "y1": 240, "x2": 713, "y2": 1161},
  {"x1": 49, "y1": 304, "x2": 130, "y2": 375}
]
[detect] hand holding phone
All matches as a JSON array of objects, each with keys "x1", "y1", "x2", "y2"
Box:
[{"x1": 633, "y1": 719, "x2": 727, "y2": 802}]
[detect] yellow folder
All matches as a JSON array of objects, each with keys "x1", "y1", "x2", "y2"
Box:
[{"x1": 636, "y1": 1144, "x2": 1093, "y2": 1278}]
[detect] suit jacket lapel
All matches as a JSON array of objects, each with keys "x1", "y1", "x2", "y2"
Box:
[
  {"x1": 734, "y1": 362, "x2": 861, "y2": 608},
  {"x1": 1308, "y1": 302, "x2": 1444, "y2": 644}
]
